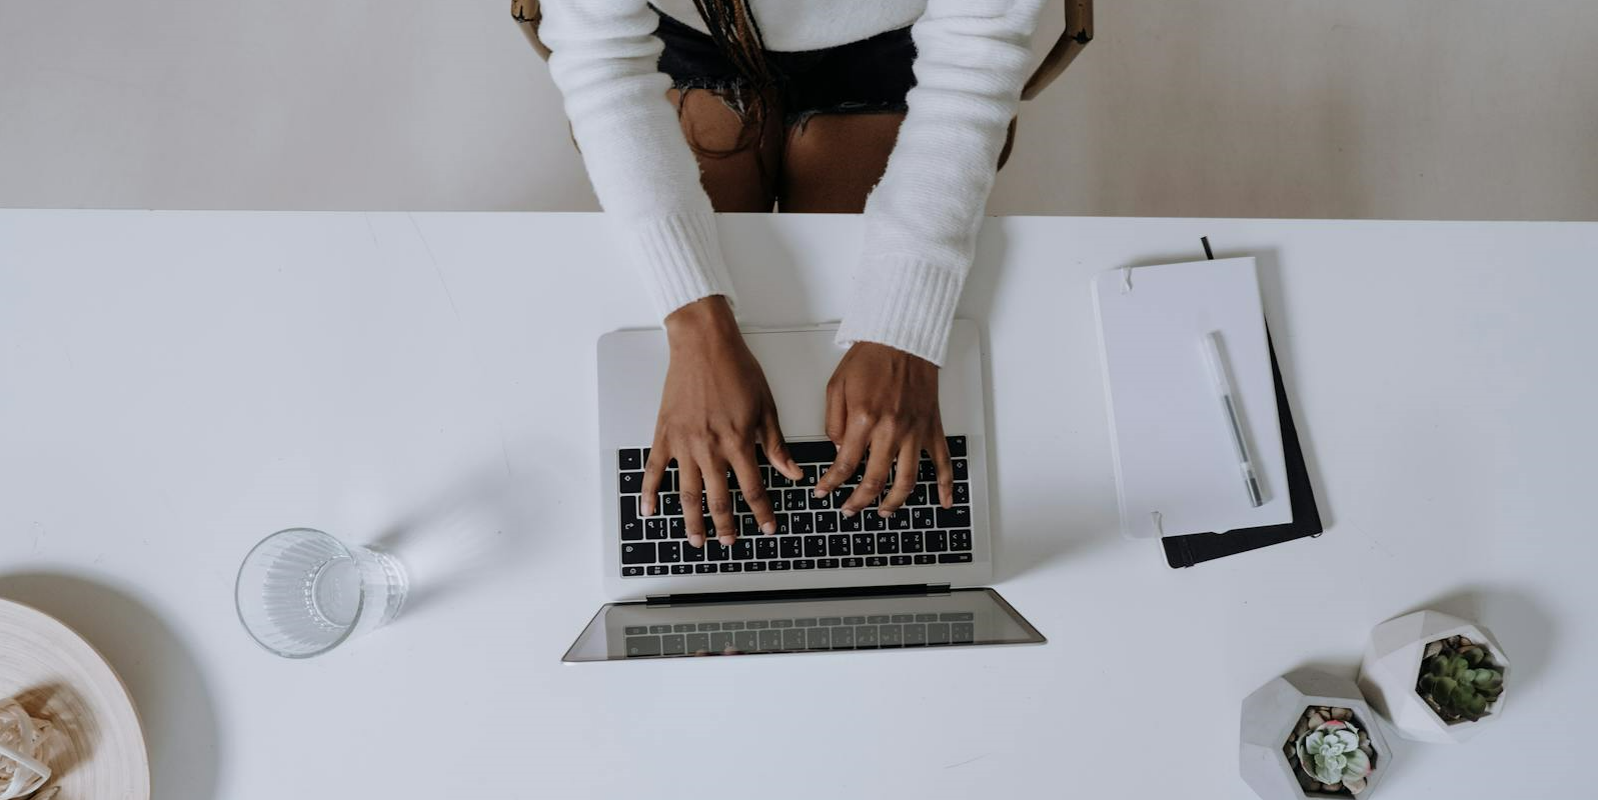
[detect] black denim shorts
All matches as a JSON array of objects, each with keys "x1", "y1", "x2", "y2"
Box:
[{"x1": 653, "y1": 10, "x2": 917, "y2": 125}]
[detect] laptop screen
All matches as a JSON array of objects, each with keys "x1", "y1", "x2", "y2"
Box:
[{"x1": 563, "y1": 587, "x2": 1043, "y2": 662}]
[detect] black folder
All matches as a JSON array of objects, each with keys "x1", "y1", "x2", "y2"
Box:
[{"x1": 1162, "y1": 332, "x2": 1323, "y2": 568}]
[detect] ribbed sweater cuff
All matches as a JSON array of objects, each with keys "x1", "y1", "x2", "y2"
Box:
[
  {"x1": 835, "y1": 254, "x2": 964, "y2": 367},
  {"x1": 625, "y1": 211, "x2": 738, "y2": 318}
]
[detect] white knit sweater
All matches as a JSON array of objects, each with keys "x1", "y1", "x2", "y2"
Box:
[{"x1": 541, "y1": 0, "x2": 1045, "y2": 365}]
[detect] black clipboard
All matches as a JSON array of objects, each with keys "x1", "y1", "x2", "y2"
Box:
[{"x1": 1161, "y1": 330, "x2": 1323, "y2": 568}]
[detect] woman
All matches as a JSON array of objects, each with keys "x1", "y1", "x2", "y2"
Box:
[{"x1": 540, "y1": 0, "x2": 1045, "y2": 550}]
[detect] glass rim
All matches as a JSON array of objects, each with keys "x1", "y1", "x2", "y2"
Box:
[{"x1": 234, "y1": 527, "x2": 368, "y2": 659}]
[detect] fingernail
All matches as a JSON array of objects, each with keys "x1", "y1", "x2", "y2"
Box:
[
  {"x1": 812, "y1": 488, "x2": 825, "y2": 498},
  {"x1": 841, "y1": 508, "x2": 855, "y2": 518},
  {"x1": 720, "y1": 535, "x2": 736, "y2": 546},
  {"x1": 877, "y1": 508, "x2": 890, "y2": 518},
  {"x1": 689, "y1": 534, "x2": 704, "y2": 548},
  {"x1": 761, "y1": 522, "x2": 775, "y2": 535}
]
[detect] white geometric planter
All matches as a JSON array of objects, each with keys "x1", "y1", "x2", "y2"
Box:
[
  {"x1": 1241, "y1": 669, "x2": 1394, "y2": 800},
  {"x1": 1357, "y1": 609, "x2": 1510, "y2": 744}
]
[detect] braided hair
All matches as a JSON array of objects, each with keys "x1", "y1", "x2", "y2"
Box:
[{"x1": 687, "y1": 0, "x2": 775, "y2": 156}]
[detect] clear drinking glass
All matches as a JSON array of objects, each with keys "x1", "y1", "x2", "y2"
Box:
[{"x1": 235, "y1": 528, "x2": 409, "y2": 658}]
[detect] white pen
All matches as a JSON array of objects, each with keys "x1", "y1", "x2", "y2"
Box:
[{"x1": 1200, "y1": 331, "x2": 1264, "y2": 507}]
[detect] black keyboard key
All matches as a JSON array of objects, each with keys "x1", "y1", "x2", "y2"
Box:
[
  {"x1": 744, "y1": 561, "x2": 767, "y2": 572},
  {"x1": 782, "y1": 628, "x2": 806, "y2": 651},
  {"x1": 795, "y1": 618, "x2": 818, "y2": 627},
  {"x1": 909, "y1": 485, "x2": 929, "y2": 507},
  {"x1": 746, "y1": 620, "x2": 767, "y2": 629},
  {"x1": 936, "y1": 507, "x2": 972, "y2": 528},
  {"x1": 769, "y1": 469, "x2": 792, "y2": 488},
  {"x1": 855, "y1": 626, "x2": 879, "y2": 647},
  {"x1": 740, "y1": 515, "x2": 758, "y2": 537},
  {"x1": 661, "y1": 634, "x2": 686, "y2": 655},
  {"x1": 952, "y1": 458, "x2": 968, "y2": 480},
  {"x1": 661, "y1": 493, "x2": 682, "y2": 516},
  {"x1": 938, "y1": 552, "x2": 973, "y2": 564},
  {"x1": 864, "y1": 513, "x2": 887, "y2": 531},
  {"x1": 927, "y1": 622, "x2": 950, "y2": 645},
  {"x1": 808, "y1": 488, "x2": 830, "y2": 510},
  {"x1": 800, "y1": 464, "x2": 820, "y2": 488},
  {"x1": 910, "y1": 508, "x2": 935, "y2": 529},
  {"x1": 733, "y1": 493, "x2": 750, "y2": 514},
  {"x1": 815, "y1": 511, "x2": 838, "y2": 532},
  {"x1": 947, "y1": 436, "x2": 966, "y2": 457},
  {"x1": 758, "y1": 629, "x2": 782, "y2": 651},
  {"x1": 787, "y1": 440, "x2": 837, "y2": 464},
  {"x1": 827, "y1": 534, "x2": 851, "y2": 556},
  {"x1": 695, "y1": 563, "x2": 717, "y2": 574},
  {"x1": 771, "y1": 619, "x2": 792, "y2": 629},
  {"x1": 888, "y1": 509, "x2": 912, "y2": 530},
  {"x1": 728, "y1": 630, "x2": 754, "y2": 652},
  {"x1": 878, "y1": 625, "x2": 903, "y2": 647},
  {"x1": 769, "y1": 560, "x2": 791, "y2": 571},
  {"x1": 820, "y1": 617, "x2": 842, "y2": 626},
  {"x1": 772, "y1": 513, "x2": 791, "y2": 536},
  {"x1": 940, "y1": 612, "x2": 975, "y2": 621},
  {"x1": 784, "y1": 489, "x2": 809, "y2": 511},
  {"x1": 685, "y1": 632, "x2": 710, "y2": 652},
  {"x1": 697, "y1": 622, "x2": 721, "y2": 631},
  {"x1": 682, "y1": 542, "x2": 705, "y2": 562},
  {"x1": 831, "y1": 626, "x2": 854, "y2": 648},
  {"x1": 757, "y1": 538, "x2": 779, "y2": 560},
  {"x1": 620, "y1": 496, "x2": 642, "y2": 540},
  {"x1": 659, "y1": 541, "x2": 681, "y2": 562},
  {"x1": 926, "y1": 531, "x2": 948, "y2": 552},
  {"x1": 621, "y1": 542, "x2": 655, "y2": 564},
  {"x1": 914, "y1": 554, "x2": 936, "y2": 565},
  {"x1": 844, "y1": 616, "x2": 865, "y2": 625},
  {"x1": 710, "y1": 632, "x2": 734, "y2": 652},
  {"x1": 842, "y1": 557, "x2": 863, "y2": 568},
  {"x1": 953, "y1": 482, "x2": 970, "y2": 506},
  {"x1": 718, "y1": 562, "x2": 742, "y2": 573},
  {"x1": 669, "y1": 518, "x2": 686, "y2": 539},
  {"x1": 876, "y1": 532, "x2": 899, "y2": 554},
  {"x1": 852, "y1": 534, "x2": 875, "y2": 555},
  {"x1": 790, "y1": 512, "x2": 813, "y2": 534},
  {"x1": 867, "y1": 615, "x2": 890, "y2": 624},
  {"x1": 624, "y1": 626, "x2": 646, "y2": 636},
  {"x1": 817, "y1": 558, "x2": 840, "y2": 569},
  {"x1": 901, "y1": 531, "x2": 924, "y2": 552},
  {"x1": 916, "y1": 614, "x2": 938, "y2": 622},
  {"x1": 706, "y1": 541, "x2": 730, "y2": 561},
  {"x1": 732, "y1": 539, "x2": 754, "y2": 560},
  {"x1": 903, "y1": 623, "x2": 927, "y2": 646},
  {"x1": 780, "y1": 537, "x2": 802, "y2": 558},
  {"x1": 619, "y1": 471, "x2": 643, "y2": 494},
  {"x1": 671, "y1": 564, "x2": 694, "y2": 574},
  {"x1": 890, "y1": 555, "x2": 912, "y2": 566},
  {"x1": 831, "y1": 488, "x2": 851, "y2": 509},
  {"x1": 840, "y1": 512, "x2": 862, "y2": 532},
  {"x1": 646, "y1": 564, "x2": 668, "y2": 576},
  {"x1": 865, "y1": 556, "x2": 888, "y2": 567},
  {"x1": 891, "y1": 614, "x2": 913, "y2": 623},
  {"x1": 619, "y1": 449, "x2": 643, "y2": 470},
  {"x1": 807, "y1": 627, "x2": 831, "y2": 649},
  {"x1": 793, "y1": 559, "x2": 816, "y2": 570},
  {"x1": 803, "y1": 535, "x2": 827, "y2": 558},
  {"x1": 917, "y1": 460, "x2": 937, "y2": 482},
  {"x1": 625, "y1": 636, "x2": 662, "y2": 657},
  {"x1": 949, "y1": 530, "x2": 972, "y2": 551},
  {"x1": 645, "y1": 519, "x2": 667, "y2": 540},
  {"x1": 951, "y1": 622, "x2": 975, "y2": 643}
]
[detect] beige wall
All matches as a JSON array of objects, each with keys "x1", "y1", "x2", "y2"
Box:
[{"x1": 2, "y1": 0, "x2": 1595, "y2": 220}]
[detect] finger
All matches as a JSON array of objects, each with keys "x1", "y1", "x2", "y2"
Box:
[
  {"x1": 824, "y1": 383, "x2": 847, "y2": 444},
  {"x1": 878, "y1": 441, "x2": 920, "y2": 515},
  {"x1": 640, "y1": 439, "x2": 667, "y2": 516},
  {"x1": 843, "y1": 429, "x2": 894, "y2": 516},
  {"x1": 679, "y1": 463, "x2": 706, "y2": 548},
  {"x1": 762, "y1": 407, "x2": 803, "y2": 481},
  {"x1": 702, "y1": 455, "x2": 739, "y2": 545},
  {"x1": 818, "y1": 424, "x2": 868, "y2": 498},
  {"x1": 731, "y1": 448, "x2": 777, "y2": 534},
  {"x1": 931, "y1": 425, "x2": 955, "y2": 509}
]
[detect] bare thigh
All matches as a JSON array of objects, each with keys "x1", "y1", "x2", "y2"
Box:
[
  {"x1": 778, "y1": 112, "x2": 906, "y2": 213},
  {"x1": 668, "y1": 87, "x2": 784, "y2": 213}
]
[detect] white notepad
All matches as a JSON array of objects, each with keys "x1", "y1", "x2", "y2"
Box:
[{"x1": 1092, "y1": 257, "x2": 1292, "y2": 539}]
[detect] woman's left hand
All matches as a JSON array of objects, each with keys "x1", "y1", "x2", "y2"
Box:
[{"x1": 813, "y1": 342, "x2": 954, "y2": 516}]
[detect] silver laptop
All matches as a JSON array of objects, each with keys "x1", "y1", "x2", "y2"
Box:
[{"x1": 564, "y1": 320, "x2": 1044, "y2": 661}]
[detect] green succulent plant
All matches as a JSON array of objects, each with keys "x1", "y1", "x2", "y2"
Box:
[
  {"x1": 1416, "y1": 636, "x2": 1504, "y2": 724},
  {"x1": 1295, "y1": 719, "x2": 1373, "y2": 793}
]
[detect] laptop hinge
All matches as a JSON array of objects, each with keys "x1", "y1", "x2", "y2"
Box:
[{"x1": 646, "y1": 583, "x2": 952, "y2": 608}]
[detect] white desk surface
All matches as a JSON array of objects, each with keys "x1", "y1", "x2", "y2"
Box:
[{"x1": 1, "y1": 211, "x2": 1593, "y2": 798}]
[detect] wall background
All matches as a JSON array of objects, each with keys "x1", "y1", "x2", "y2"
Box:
[{"x1": 2, "y1": 0, "x2": 1595, "y2": 220}]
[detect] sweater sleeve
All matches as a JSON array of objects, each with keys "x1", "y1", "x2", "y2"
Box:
[
  {"x1": 835, "y1": 0, "x2": 1046, "y2": 366},
  {"x1": 539, "y1": 1, "x2": 738, "y2": 317}
]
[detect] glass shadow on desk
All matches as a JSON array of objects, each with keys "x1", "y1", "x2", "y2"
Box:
[{"x1": 563, "y1": 588, "x2": 1044, "y2": 662}]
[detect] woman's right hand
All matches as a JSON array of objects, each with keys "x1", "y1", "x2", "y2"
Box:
[{"x1": 640, "y1": 296, "x2": 803, "y2": 549}]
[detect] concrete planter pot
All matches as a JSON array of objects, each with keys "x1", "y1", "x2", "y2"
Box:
[
  {"x1": 1357, "y1": 609, "x2": 1510, "y2": 744},
  {"x1": 1241, "y1": 669, "x2": 1393, "y2": 800}
]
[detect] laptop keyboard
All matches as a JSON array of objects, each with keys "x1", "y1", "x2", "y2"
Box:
[
  {"x1": 616, "y1": 437, "x2": 974, "y2": 578},
  {"x1": 622, "y1": 612, "x2": 977, "y2": 657}
]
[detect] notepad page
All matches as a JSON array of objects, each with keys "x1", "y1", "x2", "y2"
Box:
[{"x1": 1092, "y1": 257, "x2": 1292, "y2": 539}]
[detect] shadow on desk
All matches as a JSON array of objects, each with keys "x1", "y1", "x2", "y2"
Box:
[{"x1": 0, "y1": 572, "x2": 221, "y2": 800}]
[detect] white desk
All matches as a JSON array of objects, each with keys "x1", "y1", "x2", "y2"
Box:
[{"x1": 1, "y1": 211, "x2": 1593, "y2": 798}]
